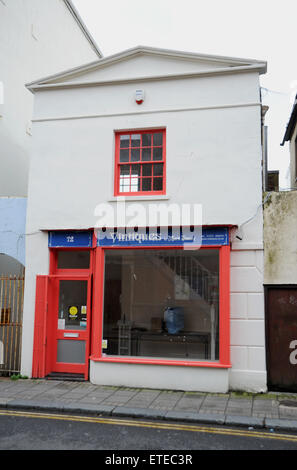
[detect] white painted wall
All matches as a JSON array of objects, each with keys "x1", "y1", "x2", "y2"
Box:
[
  {"x1": 289, "y1": 123, "x2": 297, "y2": 189},
  {"x1": 27, "y1": 71, "x2": 262, "y2": 233},
  {"x1": 0, "y1": 0, "x2": 100, "y2": 197},
  {"x1": 22, "y1": 53, "x2": 266, "y2": 391},
  {"x1": 90, "y1": 362, "x2": 229, "y2": 393},
  {"x1": 229, "y1": 244, "x2": 266, "y2": 392}
]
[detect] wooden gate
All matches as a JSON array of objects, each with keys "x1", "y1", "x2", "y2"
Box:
[
  {"x1": 265, "y1": 286, "x2": 297, "y2": 392},
  {"x1": 0, "y1": 275, "x2": 24, "y2": 376}
]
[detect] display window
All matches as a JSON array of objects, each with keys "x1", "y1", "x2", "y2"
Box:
[
  {"x1": 91, "y1": 241, "x2": 230, "y2": 369},
  {"x1": 102, "y1": 249, "x2": 220, "y2": 361}
]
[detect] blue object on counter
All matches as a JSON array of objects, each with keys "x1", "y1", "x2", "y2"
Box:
[{"x1": 164, "y1": 307, "x2": 184, "y2": 334}]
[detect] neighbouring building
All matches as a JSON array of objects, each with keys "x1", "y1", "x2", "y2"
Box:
[
  {"x1": 281, "y1": 93, "x2": 297, "y2": 189},
  {"x1": 0, "y1": 0, "x2": 102, "y2": 375},
  {"x1": 22, "y1": 46, "x2": 267, "y2": 392},
  {"x1": 264, "y1": 93, "x2": 297, "y2": 392}
]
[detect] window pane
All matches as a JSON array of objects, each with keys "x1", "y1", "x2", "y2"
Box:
[
  {"x1": 142, "y1": 134, "x2": 151, "y2": 147},
  {"x1": 153, "y1": 178, "x2": 163, "y2": 191},
  {"x1": 131, "y1": 148, "x2": 140, "y2": 162},
  {"x1": 119, "y1": 183, "x2": 130, "y2": 193},
  {"x1": 120, "y1": 181, "x2": 130, "y2": 192},
  {"x1": 153, "y1": 147, "x2": 163, "y2": 161},
  {"x1": 153, "y1": 132, "x2": 163, "y2": 146},
  {"x1": 103, "y1": 249, "x2": 220, "y2": 360},
  {"x1": 131, "y1": 164, "x2": 141, "y2": 176},
  {"x1": 153, "y1": 163, "x2": 163, "y2": 176},
  {"x1": 120, "y1": 166, "x2": 130, "y2": 176},
  {"x1": 120, "y1": 135, "x2": 130, "y2": 148},
  {"x1": 120, "y1": 148, "x2": 129, "y2": 162},
  {"x1": 142, "y1": 163, "x2": 152, "y2": 177},
  {"x1": 131, "y1": 165, "x2": 141, "y2": 192},
  {"x1": 57, "y1": 250, "x2": 90, "y2": 269},
  {"x1": 142, "y1": 148, "x2": 151, "y2": 161},
  {"x1": 142, "y1": 178, "x2": 152, "y2": 191},
  {"x1": 130, "y1": 178, "x2": 140, "y2": 192},
  {"x1": 131, "y1": 134, "x2": 141, "y2": 147}
]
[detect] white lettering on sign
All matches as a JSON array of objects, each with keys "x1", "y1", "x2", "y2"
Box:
[
  {"x1": 289, "y1": 340, "x2": 297, "y2": 365},
  {"x1": 66, "y1": 236, "x2": 74, "y2": 243}
]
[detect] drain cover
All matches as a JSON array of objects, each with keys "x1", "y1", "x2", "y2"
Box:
[{"x1": 280, "y1": 400, "x2": 297, "y2": 407}]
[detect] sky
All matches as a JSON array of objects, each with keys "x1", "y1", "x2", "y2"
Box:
[{"x1": 73, "y1": 0, "x2": 297, "y2": 189}]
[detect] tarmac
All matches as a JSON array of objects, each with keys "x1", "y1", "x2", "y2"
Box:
[{"x1": 1, "y1": 377, "x2": 297, "y2": 433}]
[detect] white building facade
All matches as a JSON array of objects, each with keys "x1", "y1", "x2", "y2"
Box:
[{"x1": 22, "y1": 46, "x2": 267, "y2": 392}]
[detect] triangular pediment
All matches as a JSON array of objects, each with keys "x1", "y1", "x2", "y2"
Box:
[{"x1": 27, "y1": 46, "x2": 266, "y2": 91}]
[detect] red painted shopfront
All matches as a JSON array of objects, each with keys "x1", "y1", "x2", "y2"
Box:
[{"x1": 32, "y1": 227, "x2": 231, "y2": 381}]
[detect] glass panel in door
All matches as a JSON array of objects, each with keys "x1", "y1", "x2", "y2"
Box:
[
  {"x1": 56, "y1": 279, "x2": 88, "y2": 367},
  {"x1": 58, "y1": 280, "x2": 88, "y2": 330}
]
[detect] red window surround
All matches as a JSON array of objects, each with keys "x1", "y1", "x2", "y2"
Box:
[
  {"x1": 114, "y1": 129, "x2": 166, "y2": 196},
  {"x1": 90, "y1": 244, "x2": 231, "y2": 369}
]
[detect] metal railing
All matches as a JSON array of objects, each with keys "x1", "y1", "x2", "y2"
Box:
[
  {"x1": 0, "y1": 274, "x2": 24, "y2": 376},
  {"x1": 158, "y1": 254, "x2": 218, "y2": 304}
]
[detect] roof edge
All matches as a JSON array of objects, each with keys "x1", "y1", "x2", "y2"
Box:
[
  {"x1": 63, "y1": 0, "x2": 103, "y2": 58},
  {"x1": 27, "y1": 64, "x2": 267, "y2": 93},
  {"x1": 26, "y1": 45, "x2": 267, "y2": 91}
]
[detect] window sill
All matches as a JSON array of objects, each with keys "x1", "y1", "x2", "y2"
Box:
[
  {"x1": 108, "y1": 195, "x2": 170, "y2": 202},
  {"x1": 90, "y1": 355, "x2": 231, "y2": 368}
]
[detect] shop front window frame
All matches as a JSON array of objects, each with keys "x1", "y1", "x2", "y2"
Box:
[{"x1": 91, "y1": 244, "x2": 231, "y2": 369}]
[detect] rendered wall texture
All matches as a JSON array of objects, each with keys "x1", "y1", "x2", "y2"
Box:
[{"x1": 264, "y1": 191, "x2": 297, "y2": 285}]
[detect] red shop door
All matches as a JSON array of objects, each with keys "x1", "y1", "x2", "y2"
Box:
[{"x1": 48, "y1": 275, "x2": 92, "y2": 380}]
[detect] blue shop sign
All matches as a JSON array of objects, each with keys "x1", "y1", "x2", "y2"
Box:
[
  {"x1": 48, "y1": 231, "x2": 93, "y2": 248},
  {"x1": 96, "y1": 227, "x2": 229, "y2": 247}
]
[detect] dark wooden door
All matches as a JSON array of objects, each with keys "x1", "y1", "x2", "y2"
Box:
[{"x1": 266, "y1": 286, "x2": 297, "y2": 392}]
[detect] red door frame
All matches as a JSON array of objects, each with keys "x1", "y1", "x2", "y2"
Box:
[
  {"x1": 48, "y1": 274, "x2": 92, "y2": 380},
  {"x1": 39, "y1": 248, "x2": 94, "y2": 380}
]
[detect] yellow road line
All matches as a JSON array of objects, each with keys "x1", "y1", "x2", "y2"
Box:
[{"x1": 1, "y1": 409, "x2": 297, "y2": 443}]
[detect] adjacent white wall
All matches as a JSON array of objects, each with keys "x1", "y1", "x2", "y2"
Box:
[{"x1": 0, "y1": 0, "x2": 100, "y2": 197}]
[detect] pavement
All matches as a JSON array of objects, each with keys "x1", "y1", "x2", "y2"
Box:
[{"x1": 1, "y1": 377, "x2": 297, "y2": 432}]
